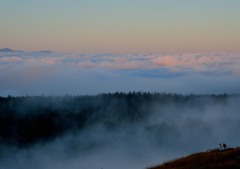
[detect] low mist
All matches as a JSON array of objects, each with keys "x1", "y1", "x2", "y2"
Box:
[{"x1": 0, "y1": 93, "x2": 240, "y2": 169}]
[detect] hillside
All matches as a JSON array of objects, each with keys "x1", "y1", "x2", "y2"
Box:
[{"x1": 148, "y1": 148, "x2": 240, "y2": 169}]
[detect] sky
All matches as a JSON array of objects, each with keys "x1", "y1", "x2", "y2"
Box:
[
  {"x1": 0, "y1": 0, "x2": 240, "y2": 53},
  {"x1": 0, "y1": 1, "x2": 240, "y2": 96}
]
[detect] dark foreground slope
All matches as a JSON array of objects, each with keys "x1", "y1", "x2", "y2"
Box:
[{"x1": 148, "y1": 148, "x2": 240, "y2": 169}]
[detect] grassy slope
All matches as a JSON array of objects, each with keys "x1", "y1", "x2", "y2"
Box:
[{"x1": 148, "y1": 148, "x2": 240, "y2": 169}]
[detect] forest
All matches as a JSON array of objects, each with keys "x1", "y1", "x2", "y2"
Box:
[{"x1": 0, "y1": 92, "x2": 236, "y2": 147}]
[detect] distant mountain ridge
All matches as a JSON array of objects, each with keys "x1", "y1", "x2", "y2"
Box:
[
  {"x1": 0, "y1": 48, "x2": 53, "y2": 53},
  {"x1": 148, "y1": 147, "x2": 240, "y2": 169},
  {"x1": 0, "y1": 48, "x2": 23, "y2": 52}
]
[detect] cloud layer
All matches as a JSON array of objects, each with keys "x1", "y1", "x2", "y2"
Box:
[{"x1": 0, "y1": 51, "x2": 240, "y2": 96}]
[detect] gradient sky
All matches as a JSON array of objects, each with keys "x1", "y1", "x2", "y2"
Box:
[{"x1": 0, "y1": 0, "x2": 240, "y2": 53}]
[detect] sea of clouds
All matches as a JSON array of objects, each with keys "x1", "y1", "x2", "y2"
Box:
[{"x1": 0, "y1": 50, "x2": 240, "y2": 96}]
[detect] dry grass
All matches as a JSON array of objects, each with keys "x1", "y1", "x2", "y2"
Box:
[{"x1": 148, "y1": 148, "x2": 240, "y2": 169}]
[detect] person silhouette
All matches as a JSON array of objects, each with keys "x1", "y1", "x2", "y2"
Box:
[
  {"x1": 219, "y1": 143, "x2": 222, "y2": 150},
  {"x1": 222, "y1": 143, "x2": 227, "y2": 150}
]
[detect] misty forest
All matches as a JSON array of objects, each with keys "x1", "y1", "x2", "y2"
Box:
[{"x1": 0, "y1": 92, "x2": 240, "y2": 169}]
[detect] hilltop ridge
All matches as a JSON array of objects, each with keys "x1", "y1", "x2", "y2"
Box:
[{"x1": 148, "y1": 147, "x2": 240, "y2": 169}]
